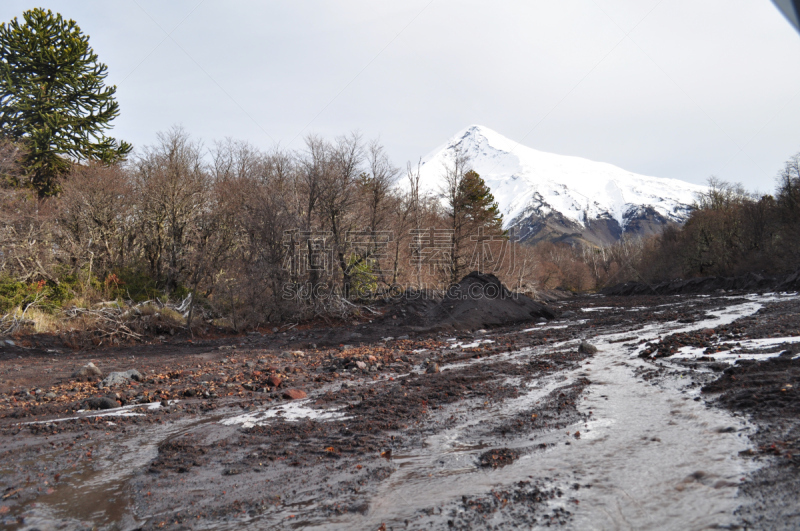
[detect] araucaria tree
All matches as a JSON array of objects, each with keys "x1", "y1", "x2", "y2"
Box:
[{"x1": 0, "y1": 8, "x2": 130, "y2": 196}]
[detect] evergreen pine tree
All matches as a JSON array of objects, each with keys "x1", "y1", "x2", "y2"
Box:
[
  {"x1": 0, "y1": 8, "x2": 131, "y2": 196},
  {"x1": 458, "y1": 169, "x2": 503, "y2": 232}
]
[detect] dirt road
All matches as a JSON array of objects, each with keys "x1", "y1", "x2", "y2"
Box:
[{"x1": 1, "y1": 291, "x2": 799, "y2": 529}]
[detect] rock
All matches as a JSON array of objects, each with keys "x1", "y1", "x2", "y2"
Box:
[
  {"x1": 5, "y1": 339, "x2": 15, "y2": 347},
  {"x1": 100, "y1": 369, "x2": 142, "y2": 387},
  {"x1": 267, "y1": 375, "x2": 282, "y2": 387},
  {"x1": 72, "y1": 362, "x2": 103, "y2": 379},
  {"x1": 280, "y1": 351, "x2": 293, "y2": 359},
  {"x1": 44, "y1": 392, "x2": 57, "y2": 400},
  {"x1": 355, "y1": 361, "x2": 367, "y2": 370},
  {"x1": 242, "y1": 383, "x2": 255, "y2": 391},
  {"x1": 478, "y1": 448, "x2": 518, "y2": 468},
  {"x1": 291, "y1": 351, "x2": 305, "y2": 358},
  {"x1": 85, "y1": 397, "x2": 118, "y2": 410},
  {"x1": 367, "y1": 355, "x2": 377, "y2": 362},
  {"x1": 578, "y1": 342, "x2": 598, "y2": 354},
  {"x1": 561, "y1": 310, "x2": 577, "y2": 318},
  {"x1": 282, "y1": 389, "x2": 307, "y2": 400},
  {"x1": 426, "y1": 363, "x2": 440, "y2": 374}
]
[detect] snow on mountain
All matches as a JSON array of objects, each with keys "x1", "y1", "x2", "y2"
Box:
[{"x1": 415, "y1": 125, "x2": 706, "y2": 243}]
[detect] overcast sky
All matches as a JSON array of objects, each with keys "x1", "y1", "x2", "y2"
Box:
[{"x1": 3, "y1": 1, "x2": 800, "y2": 193}]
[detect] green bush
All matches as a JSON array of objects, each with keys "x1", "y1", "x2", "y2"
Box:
[{"x1": 0, "y1": 276, "x2": 76, "y2": 314}]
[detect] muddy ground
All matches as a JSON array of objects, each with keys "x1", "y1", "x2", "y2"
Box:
[{"x1": 0, "y1": 290, "x2": 799, "y2": 530}]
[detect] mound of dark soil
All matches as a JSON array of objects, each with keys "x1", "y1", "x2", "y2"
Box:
[
  {"x1": 777, "y1": 268, "x2": 800, "y2": 292},
  {"x1": 702, "y1": 354, "x2": 800, "y2": 416},
  {"x1": 420, "y1": 272, "x2": 555, "y2": 331}
]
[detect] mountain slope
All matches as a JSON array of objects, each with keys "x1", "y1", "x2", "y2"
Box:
[{"x1": 415, "y1": 125, "x2": 706, "y2": 246}]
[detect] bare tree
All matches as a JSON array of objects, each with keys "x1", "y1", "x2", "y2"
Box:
[
  {"x1": 58, "y1": 163, "x2": 134, "y2": 276},
  {"x1": 132, "y1": 127, "x2": 209, "y2": 291},
  {"x1": 319, "y1": 133, "x2": 365, "y2": 297}
]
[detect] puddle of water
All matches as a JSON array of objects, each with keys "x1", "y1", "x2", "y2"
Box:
[
  {"x1": 12, "y1": 415, "x2": 218, "y2": 530},
  {"x1": 23, "y1": 401, "x2": 176, "y2": 425},
  {"x1": 219, "y1": 399, "x2": 348, "y2": 428},
  {"x1": 671, "y1": 336, "x2": 800, "y2": 363}
]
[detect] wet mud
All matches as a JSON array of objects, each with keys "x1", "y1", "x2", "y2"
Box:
[{"x1": 0, "y1": 290, "x2": 798, "y2": 529}]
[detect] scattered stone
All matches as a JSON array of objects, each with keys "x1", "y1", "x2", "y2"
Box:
[
  {"x1": 282, "y1": 389, "x2": 307, "y2": 400},
  {"x1": 100, "y1": 369, "x2": 142, "y2": 387},
  {"x1": 85, "y1": 397, "x2": 118, "y2": 410},
  {"x1": 44, "y1": 392, "x2": 56, "y2": 400},
  {"x1": 71, "y1": 362, "x2": 103, "y2": 379},
  {"x1": 267, "y1": 375, "x2": 282, "y2": 387},
  {"x1": 479, "y1": 448, "x2": 519, "y2": 468},
  {"x1": 578, "y1": 342, "x2": 598, "y2": 354},
  {"x1": 355, "y1": 361, "x2": 367, "y2": 370}
]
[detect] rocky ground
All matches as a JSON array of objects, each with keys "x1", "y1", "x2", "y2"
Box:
[{"x1": 0, "y1": 287, "x2": 798, "y2": 530}]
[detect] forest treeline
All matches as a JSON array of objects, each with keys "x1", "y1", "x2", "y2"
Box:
[
  {"x1": 1, "y1": 127, "x2": 799, "y2": 337},
  {"x1": 0, "y1": 128, "x2": 547, "y2": 335}
]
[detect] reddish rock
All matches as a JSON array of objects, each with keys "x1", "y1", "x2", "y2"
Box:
[
  {"x1": 282, "y1": 389, "x2": 307, "y2": 400},
  {"x1": 267, "y1": 375, "x2": 282, "y2": 387}
]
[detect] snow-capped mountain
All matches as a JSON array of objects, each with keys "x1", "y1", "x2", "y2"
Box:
[{"x1": 415, "y1": 125, "x2": 707, "y2": 246}]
